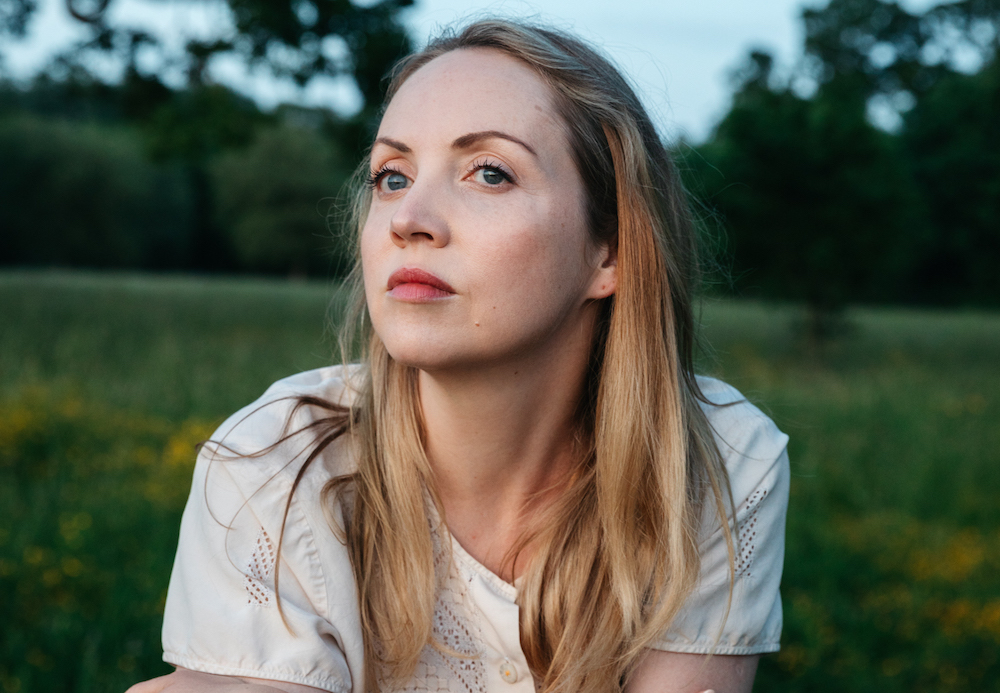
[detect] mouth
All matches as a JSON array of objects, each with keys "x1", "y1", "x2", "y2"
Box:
[{"x1": 387, "y1": 267, "x2": 456, "y2": 301}]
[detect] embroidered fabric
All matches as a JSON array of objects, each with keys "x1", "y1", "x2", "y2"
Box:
[
  {"x1": 244, "y1": 527, "x2": 275, "y2": 606},
  {"x1": 735, "y1": 488, "x2": 766, "y2": 578},
  {"x1": 392, "y1": 525, "x2": 488, "y2": 693}
]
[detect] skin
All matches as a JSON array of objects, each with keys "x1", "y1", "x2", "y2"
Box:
[
  {"x1": 126, "y1": 48, "x2": 756, "y2": 693},
  {"x1": 362, "y1": 48, "x2": 615, "y2": 577}
]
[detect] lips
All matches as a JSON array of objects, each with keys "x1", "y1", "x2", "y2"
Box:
[{"x1": 387, "y1": 267, "x2": 456, "y2": 301}]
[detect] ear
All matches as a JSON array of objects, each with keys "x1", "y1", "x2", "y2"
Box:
[{"x1": 587, "y1": 239, "x2": 618, "y2": 300}]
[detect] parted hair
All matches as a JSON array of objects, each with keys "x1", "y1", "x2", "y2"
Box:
[{"x1": 280, "y1": 18, "x2": 735, "y2": 693}]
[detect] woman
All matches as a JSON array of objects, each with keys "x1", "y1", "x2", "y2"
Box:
[{"x1": 129, "y1": 19, "x2": 789, "y2": 693}]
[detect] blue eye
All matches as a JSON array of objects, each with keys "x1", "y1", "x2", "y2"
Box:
[
  {"x1": 368, "y1": 166, "x2": 410, "y2": 193},
  {"x1": 481, "y1": 168, "x2": 506, "y2": 185},
  {"x1": 471, "y1": 162, "x2": 512, "y2": 186},
  {"x1": 382, "y1": 171, "x2": 409, "y2": 191}
]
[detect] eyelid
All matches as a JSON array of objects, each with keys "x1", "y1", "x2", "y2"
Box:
[
  {"x1": 466, "y1": 157, "x2": 516, "y2": 184},
  {"x1": 367, "y1": 163, "x2": 408, "y2": 191}
]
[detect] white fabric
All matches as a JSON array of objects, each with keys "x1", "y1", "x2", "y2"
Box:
[{"x1": 162, "y1": 366, "x2": 790, "y2": 692}]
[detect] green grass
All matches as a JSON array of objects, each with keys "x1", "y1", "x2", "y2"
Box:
[
  {"x1": 1, "y1": 270, "x2": 998, "y2": 692},
  {"x1": 0, "y1": 269, "x2": 349, "y2": 420},
  {"x1": 697, "y1": 300, "x2": 1000, "y2": 691}
]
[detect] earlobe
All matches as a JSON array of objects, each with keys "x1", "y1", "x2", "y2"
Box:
[{"x1": 589, "y1": 243, "x2": 618, "y2": 299}]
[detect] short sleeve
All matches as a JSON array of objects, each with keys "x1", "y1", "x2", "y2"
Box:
[
  {"x1": 161, "y1": 367, "x2": 365, "y2": 692},
  {"x1": 652, "y1": 377, "x2": 790, "y2": 655}
]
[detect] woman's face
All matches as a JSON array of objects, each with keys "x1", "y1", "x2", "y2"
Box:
[{"x1": 361, "y1": 48, "x2": 616, "y2": 372}]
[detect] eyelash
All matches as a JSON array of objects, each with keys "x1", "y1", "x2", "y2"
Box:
[
  {"x1": 366, "y1": 164, "x2": 403, "y2": 190},
  {"x1": 468, "y1": 158, "x2": 514, "y2": 183},
  {"x1": 366, "y1": 158, "x2": 515, "y2": 190}
]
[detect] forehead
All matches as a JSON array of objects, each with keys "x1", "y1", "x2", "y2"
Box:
[{"x1": 379, "y1": 48, "x2": 563, "y2": 140}]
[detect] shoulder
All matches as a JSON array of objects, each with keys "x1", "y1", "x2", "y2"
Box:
[
  {"x1": 650, "y1": 377, "x2": 790, "y2": 654},
  {"x1": 206, "y1": 365, "x2": 364, "y2": 475},
  {"x1": 695, "y1": 375, "x2": 789, "y2": 507},
  {"x1": 216, "y1": 363, "x2": 364, "y2": 441},
  {"x1": 192, "y1": 364, "x2": 365, "y2": 533}
]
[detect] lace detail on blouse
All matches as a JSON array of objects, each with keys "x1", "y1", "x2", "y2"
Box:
[
  {"x1": 244, "y1": 527, "x2": 275, "y2": 606},
  {"x1": 736, "y1": 488, "x2": 766, "y2": 578},
  {"x1": 392, "y1": 525, "x2": 488, "y2": 693}
]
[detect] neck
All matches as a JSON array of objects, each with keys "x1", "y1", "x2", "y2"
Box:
[{"x1": 418, "y1": 316, "x2": 597, "y2": 580}]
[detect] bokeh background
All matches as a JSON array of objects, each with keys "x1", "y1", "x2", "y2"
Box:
[{"x1": 1, "y1": 0, "x2": 998, "y2": 690}]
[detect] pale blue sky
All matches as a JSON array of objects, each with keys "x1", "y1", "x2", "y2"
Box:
[{"x1": 0, "y1": 0, "x2": 942, "y2": 142}]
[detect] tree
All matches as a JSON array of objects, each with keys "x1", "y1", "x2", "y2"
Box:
[
  {"x1": 0, "y1": 116, "x2": 193, "y2": 269},
  {"x1": 2, "y1": 0, "x2": 414, "y2": 275},
  {"x1": 0, "y1": 0, "x2": 35, "y2": 38},
  {"x1": 793, "y1": 0, "x2": 1000, "y2": 309},
  {"x1": 689, "y1": 51, "x2": 926, "y2": 339},
  {"x1": 4, "y1": 0, "x2": 414, "y2": 128},
  {"x1": 902, "y1": 54, "x2": 1000, "y2": 305},
  {"x1": 685, "y1": 0, "x2": 1000, "y2": 330},
  {"x1": 210, "y1": 123, "x2": 352, "y2": 276}
]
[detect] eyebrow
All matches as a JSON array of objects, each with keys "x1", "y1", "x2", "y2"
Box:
[
  {"x1": 373, "y1": 136, "x2": 411, "y2": 153},
  {"x1": 373, "y1": 131, "x2": 537, "y2": 157},
  {"x1": 452, "y1": 130, "x2": 537, "y2": 156}
]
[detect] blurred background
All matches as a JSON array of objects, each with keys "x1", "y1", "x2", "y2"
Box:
[{"x1": 1, "y1": 0, "x2": 998, "y2": 691}]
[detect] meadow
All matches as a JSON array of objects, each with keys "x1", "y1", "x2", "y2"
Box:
[{"x1": 1, "y1": 270, "x2": 998, "y2": 692}]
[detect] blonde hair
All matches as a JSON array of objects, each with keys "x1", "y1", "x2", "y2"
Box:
[{"x1": 303, "y1": 19, "x2": 736, "y2": 693}]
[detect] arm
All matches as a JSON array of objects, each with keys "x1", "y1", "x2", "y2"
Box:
[
  {"x1": 127, "y1": 667, "x2": 328, "y2": 693},
  {"x1": 627, "y1": 651, "x2": 759, "y2": 693}
]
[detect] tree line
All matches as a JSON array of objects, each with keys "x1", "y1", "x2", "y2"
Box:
[
  {"x1": 685, "y1": 0, "x2": 999, "y2": 318},
  {"x1": 0, "y1": 0, "x2": 412, "y2": 277},
  {"x1": 1, "y1": 0, "x2": 997, "y2": 314}
]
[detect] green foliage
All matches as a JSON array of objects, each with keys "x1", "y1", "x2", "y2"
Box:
[
  {"x1": 902, "y1": 55, "x2": 1000, "y2": 305},
  {"x1": 143, "y1": 84, "x2": 269, "y2": 164},
  {"x1": 2, "y1": 271, "x2": 999, "y2": 691},
  {"x1": 0, "y1": 117, "x2": 193, "y2": 269},
  {"x1": 0, "y1": 0, "x2": 35, "y2": 37},
  {"x1": 703, "y1": 300, "x2": 1000, "y2": 691},
  {"x1": 0, "y1": 394, "x2": 207, "y2": 692},
  {"x1": 0, "y1": 79, "x2": 360, "y2": 276},
  {"x1": 42, "y1": 0, "x2": 413, "y2": 131},
  {"x1": 687, "y1": 57, "x2": 925, "y2": 318},
  {"x1": 225, "y1": 0, "x2": 413, "y2": 111},
  {"x1": 0, "y1": 271, "x2": 348, "y2": 419},
  {"x1": 801, "y1": 0, "x2": 950, "y2": 97},
  {"x1": 1, "y1": 0, "x2": 413, "y2": 278},
  {"x1": 687, "y1": 0, "x2": 1000, "y2": 317},
  {"x1": 210, "y1": 125, "x2": 354, "y2": 277}
]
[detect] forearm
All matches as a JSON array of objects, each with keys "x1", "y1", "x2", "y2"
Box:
[
  {"x1": 126, "y1": 667, "x2": 328, "y2": 693},
  {"x1": 626, "y1": 651, "x2": 759, "y2": 693}
]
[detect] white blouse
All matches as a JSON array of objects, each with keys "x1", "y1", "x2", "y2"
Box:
[{"x1": 162, "y1": 366, "x2": 790, "y2": 693}]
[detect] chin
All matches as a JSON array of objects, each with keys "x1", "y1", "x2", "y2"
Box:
[
  {"x1": 380, "y1": 334, "x2": 504, "y2": 374},
  {"x1": 379, "y1": 334, "x2": 457, "y2": 371}
]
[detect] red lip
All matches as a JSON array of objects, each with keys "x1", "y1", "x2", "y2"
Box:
[{"x1": 387, "y1": 267, "x2": 456, "y2": 298}]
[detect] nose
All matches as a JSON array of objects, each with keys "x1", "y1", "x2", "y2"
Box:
[{"x1": 389, "y1": 179, "x2": 451, "y2": 249}]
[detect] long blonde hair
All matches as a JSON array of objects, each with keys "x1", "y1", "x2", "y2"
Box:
[{"x1": 304, "y1": 19, "x2": 736, "y2": 693}]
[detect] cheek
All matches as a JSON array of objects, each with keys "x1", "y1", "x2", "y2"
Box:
[
  {"x1": 513, "y1": 198, "x2": 590, "y2": 275},
  {"x1": 359, "y1": 215, "x2": 381, "y2": 266},
  {"x1": 474, "y1": 199, "x2": 592, "y2": 309},
  {"x1": 359, "y1": 220, "x2": 386, "y2": 309}
]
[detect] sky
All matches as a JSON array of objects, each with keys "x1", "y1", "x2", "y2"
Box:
[{"x1": 0, "y1": 0, "x2": 944, "y2": 142}]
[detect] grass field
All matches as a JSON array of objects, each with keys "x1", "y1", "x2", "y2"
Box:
[{"x1": 1, "y1": 270, "x2": 998, "y2": 692}]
